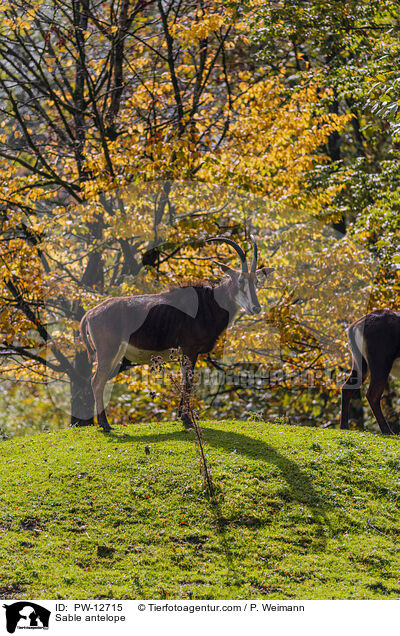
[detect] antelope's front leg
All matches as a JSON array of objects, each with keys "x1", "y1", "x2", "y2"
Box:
[{"x1": 179, "y1": 354, "x2": 197, "y2": 429}]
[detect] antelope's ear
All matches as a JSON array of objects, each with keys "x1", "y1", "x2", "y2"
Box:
[
  {"x1": 257, "y1": 266, "x2": 274, "y2": 279},
  {"x1": 214, "y1": 261, "x2": 239, "y2": 277}
]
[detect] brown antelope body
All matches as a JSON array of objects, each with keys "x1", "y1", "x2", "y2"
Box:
[
  {"x1": 340, "y1": 310, "x2": 400, "y2": 434},
  {"x1": 80, "y1": 237, "x2": 272, "y2": 431}
]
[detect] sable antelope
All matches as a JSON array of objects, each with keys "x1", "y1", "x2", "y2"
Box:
[
  {"x1": 340, "y1": 310, "x2": 400, "y2": 435},
  {"x1": 80, "y1": 237, "x2": 273, "y2": 432}
]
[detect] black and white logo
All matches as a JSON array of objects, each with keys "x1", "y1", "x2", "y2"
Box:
[{"x1": 3, "y1": 602, "x2": 50, "y2": 634}]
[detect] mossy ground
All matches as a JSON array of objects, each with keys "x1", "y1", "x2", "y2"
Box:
[{"x1": 1, "y1": 420, "x2": 400, "y2": 599}]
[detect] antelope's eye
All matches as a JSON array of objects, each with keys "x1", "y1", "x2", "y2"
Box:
[{"x1": 238, "y1": 276, "x2": 245, "y2": 290}]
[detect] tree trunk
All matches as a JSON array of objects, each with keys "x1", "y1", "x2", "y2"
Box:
[
  {"x1": 327, "y1": 98, "x2": 346, "y2": 236},
  {"x1": 70, "y1": 349, "x2": 95, "y2": 426}
]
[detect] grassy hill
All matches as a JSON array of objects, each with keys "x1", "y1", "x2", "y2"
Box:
[{"x1": 1, "y1": 420, "x2": 400, "y2": 600}]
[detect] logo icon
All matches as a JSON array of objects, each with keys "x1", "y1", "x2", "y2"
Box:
[{"x1": 3, "y1": 602, "x2": 50, "y2": 634}]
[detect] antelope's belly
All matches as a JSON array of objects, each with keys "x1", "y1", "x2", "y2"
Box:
[
  {"x1": 124, "y1": 344, "x2": 170, "y2": 365},
  {"x1": 390, "y1": 357, "x2": 400, "y2": 379}
]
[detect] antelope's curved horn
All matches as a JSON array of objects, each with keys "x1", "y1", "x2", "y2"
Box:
[
  {"x1": 207, "y1": 237, "x2": 248, "y2": 272},
  {"x1": 250, "y1": 235, "x2": 258, "y2": 273}
]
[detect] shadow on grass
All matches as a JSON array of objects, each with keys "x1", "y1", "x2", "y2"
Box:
[{"x1": 107, "y1": 425, "x2": 331, "y2": 552}]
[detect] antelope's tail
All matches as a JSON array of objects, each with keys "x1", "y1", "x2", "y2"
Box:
[
  {"x1": 347, "y1": 319, "x2": 367, "y2": 380},
  {"x1": 80, "y1": 313, "x2": 96, "y2": 365}
]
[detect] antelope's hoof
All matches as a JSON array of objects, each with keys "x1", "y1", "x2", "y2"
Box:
[{"x1": 182, "y1": 415, "x2": 195, "y2": 430}]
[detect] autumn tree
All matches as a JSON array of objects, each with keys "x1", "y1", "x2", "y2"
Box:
[
  {"x1": 251, "y1": 0, "x2": 400, "y2": 274},
  {"x1": 0, "y1": 0, "x2": 353, "y2": 433}
]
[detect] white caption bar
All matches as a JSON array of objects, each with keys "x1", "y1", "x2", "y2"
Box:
[{"x1": 2, "y1": 599, "x2": 399, "y2": 636}]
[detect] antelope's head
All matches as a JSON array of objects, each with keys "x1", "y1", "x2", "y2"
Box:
[{"x1": 208, "y1": 236, "x2": 273, "y2": 315}]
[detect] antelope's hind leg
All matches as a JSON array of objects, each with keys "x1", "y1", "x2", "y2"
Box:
[
  {"x1": 92, "y1": 341, "x2": 126, "y2": 432},
  {"x1": 340, "y1": 357, "x2": 367, "y2": 430}
]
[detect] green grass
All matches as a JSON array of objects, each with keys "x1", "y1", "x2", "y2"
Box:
[{"x1": 1, "y1": 420, "x2": 400, "y2": 599}]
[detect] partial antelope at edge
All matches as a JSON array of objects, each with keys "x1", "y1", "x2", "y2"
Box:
[{"x1": 340, "y1": 310, "x2": 400, "y2": 435}]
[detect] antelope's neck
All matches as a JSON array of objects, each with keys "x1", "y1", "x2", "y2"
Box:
[{"x1": 213, "y1": 278, "x2": 240, "y2": 324}]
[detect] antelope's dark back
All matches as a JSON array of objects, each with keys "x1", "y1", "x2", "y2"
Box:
[
  {"x1": 359, "y1": 310, "x2": 400, "y2": 361},
  {"x1": 129, "y1": 285, "x2": 229, "y2": 354}
]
